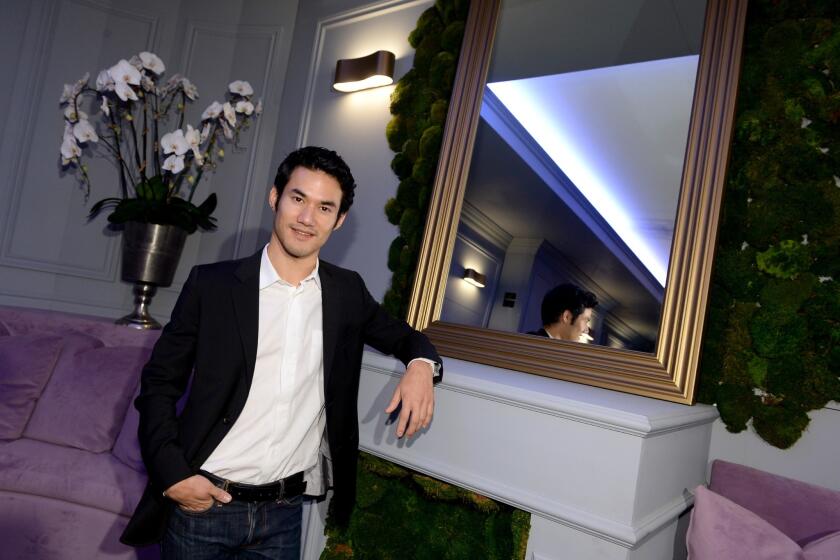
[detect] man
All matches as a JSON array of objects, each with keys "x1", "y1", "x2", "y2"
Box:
[
  {"x1": 121, "y1": 146, "x2": 441, "y2": 558},
  {"x1": 527, "y1": 283, "x2": 598, "y2": 342}
]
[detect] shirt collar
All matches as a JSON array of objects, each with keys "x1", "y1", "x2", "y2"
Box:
[{"x1": 259, "y1": 244, "x2": 321, "y2": 290}]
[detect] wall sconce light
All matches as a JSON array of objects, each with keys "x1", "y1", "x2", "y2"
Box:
[
  {"x1": 462, "y1": 268, "x2": 486, "y2": 288},
  {"x1": 332, "y1": 50, "x2": 395, "y2": 93}
]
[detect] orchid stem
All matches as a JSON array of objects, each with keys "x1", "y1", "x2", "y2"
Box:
[
  {"x1": 127, "y1": 101, "x2": 144, "y2": 184},
  {"x1": 107, "y1": 103, "x2": 129, "y2": 198},
  {"x1": 188, "y1": 123, "x2": 219, "y2": 202}
]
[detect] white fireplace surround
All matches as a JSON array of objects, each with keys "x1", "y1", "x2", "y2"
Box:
[{"x1": 301, "y1": 351, "x2": 718, "y2": 560}]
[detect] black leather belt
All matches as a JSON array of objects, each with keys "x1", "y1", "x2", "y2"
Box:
[{"x1": 199, "y1": 470, "x2": 306, "y2": 502}]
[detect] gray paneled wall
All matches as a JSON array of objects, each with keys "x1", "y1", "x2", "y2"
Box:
[
  {"x1": 266, "y1": 0, "x2": 433, "y2": 302},
  {"x1": 0, "y1": 0, "x2": 298, "y2": 319}
]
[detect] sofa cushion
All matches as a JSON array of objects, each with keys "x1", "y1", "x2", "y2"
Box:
[
  {"x1": 687, "y1": 485, "x2": 801, "y2": 559},
  {"x1": 0, "y1": 334, "x2": 64, "y2": 440},
  {"x1": 0, "y1": 493, "x2": 154, "y2": 560},
  {"x1": 687, "y1": 485, "x2": 839, "y2": 560},
  {"x1": 802, "y1": 532, "x2": 840, "y2": 560},
  {"x1": 24, "y1": 345, "x2": 149, "y2": 452},
  {"x1": 0, "y1": 305, "x2": 160, "y2": 348},
  {"x1": 0, "y1": 439, "x2": 147, "y2": 517},
  {"x1": 710, "y1": 459, "x2": 840, "y2": 545}
]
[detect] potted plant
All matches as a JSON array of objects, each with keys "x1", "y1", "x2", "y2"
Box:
[{"x1": 59, "y1": 51, "x2": 261, "y2": 328}]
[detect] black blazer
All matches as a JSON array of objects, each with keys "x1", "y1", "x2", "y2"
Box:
[{"x1": 121, "y1": 251, "x2": 441, "y2": 546}]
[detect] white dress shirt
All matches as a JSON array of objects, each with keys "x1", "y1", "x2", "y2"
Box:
[
  {"x1": 201, "y1": 246, "x2": 326, "y2": 485},
  {"x1": 201, "y1": 245, "x2": 436, "y2": 491}
]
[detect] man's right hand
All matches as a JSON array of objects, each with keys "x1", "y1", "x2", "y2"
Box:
[{"x1": 164, "y1": 474, "x2": 232, "y2": 512}]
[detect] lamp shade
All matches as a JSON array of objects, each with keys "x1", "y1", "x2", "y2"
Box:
[
  {"x1": 333, "y1": 50, "x2": 395, "y2": 92},
  {"x1": 462, "y1": 268, "x2": 486, "y2": 288}
]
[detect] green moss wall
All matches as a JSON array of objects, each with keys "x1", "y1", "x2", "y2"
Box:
[{"x1": 697, "y1": 0, "x2": 840, "y2": 448}]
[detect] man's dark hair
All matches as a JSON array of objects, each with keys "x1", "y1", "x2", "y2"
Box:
[
  {"x1": 541, "y1": 283, "x2": 599, "y2": 326},
  {"x1": 273, "y1": 146, "x2": 356, "y2": 215}
]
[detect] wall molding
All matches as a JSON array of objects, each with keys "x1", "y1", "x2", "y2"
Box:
[
  {"x1": 0, "y1": 0, "x2": 158, "y2": 280},
  {"x1": 181, "y1": 19, "x2": 285, "y2": 258},
  {"x1": 449, "y1": 229, "x2": 504, "y2": 326},
  {"x1": 460, "y1": 199, "x2": 512, "y2": 253}
]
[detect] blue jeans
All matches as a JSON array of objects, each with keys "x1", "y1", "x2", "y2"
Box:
[{"x1": 161, "y1": 496, "x2": 303, "y2": 559}]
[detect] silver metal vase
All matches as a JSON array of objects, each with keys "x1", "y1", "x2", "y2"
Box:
[{"x1": 116, "y1": 221, "x2": 188, "y2": 329}]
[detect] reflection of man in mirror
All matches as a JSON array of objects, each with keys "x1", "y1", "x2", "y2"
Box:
[{"x1": 527, "y1": 283, "x2": 598, "y2": 342}]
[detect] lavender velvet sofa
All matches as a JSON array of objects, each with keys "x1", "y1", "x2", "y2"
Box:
[
  {"x1": 687, "y1": 459, "x2": 840, "y2": 559},
  {"x1": 0, "y1": 305, "x2": 161, "y2": 559}
]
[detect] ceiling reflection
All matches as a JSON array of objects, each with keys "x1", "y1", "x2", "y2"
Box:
[{"x1": 487, "y1": 54, "x2": 699, "y2": 285}]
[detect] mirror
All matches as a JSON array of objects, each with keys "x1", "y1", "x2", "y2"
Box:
[
  {"x1": 407, "y1": 0, "x2": 747, "y2": 403},
  {"x1": 442, "y1": 0, "x2": 708, "y2": 351}
]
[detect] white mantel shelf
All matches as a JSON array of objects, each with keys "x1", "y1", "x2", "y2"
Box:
[{"x1": 350, "y1": 351, "x2": 718, "y2": 560}]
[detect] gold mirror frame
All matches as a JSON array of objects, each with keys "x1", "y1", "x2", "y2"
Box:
[{"x1": 407, "y1": 0, "x2": 748, "y2": 404}]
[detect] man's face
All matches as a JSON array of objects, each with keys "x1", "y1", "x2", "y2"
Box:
[
  {"x1": 569, "y1": 307, "x2": 593, "y2": 342},
  {"x1": 558, "y1": 307, "x2": 593, "y2": 342},
  {"x1": 268, "y1": 166, "x2": 346, "y2": 261}
]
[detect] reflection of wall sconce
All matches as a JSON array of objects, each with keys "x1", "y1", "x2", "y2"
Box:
[
  {"x1": 462, "y1": 268, "x2": 486, "y2": 288},
  {"x1": 332, "y1": 50, "x2": 395, "y2": 93}
]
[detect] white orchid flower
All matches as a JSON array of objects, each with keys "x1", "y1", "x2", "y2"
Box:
[
  {"x1": 139, "y1": 52, "x2": 165, "y2": 75},
  {"x1": 141, "y1": 75, "x2": 155, "y2": 93},
  {"x1": 73, "y1": 119, "x2": 99, "y2": 143},
  {"x1": 201, "y1": 101, "x2": 223, "y2": 120},
  {"x1": 164, "y1": 74, "x2": 199, "y2": 100},
  {"x1": 162, "y1": 154, "x2": 185, "y2": 174},
  {"x1": 108, "y1": 59, "x2": 141, "y2": 101},
  {"x1": 161, "y1": 129, "x2": 189, "y2": 155},
  {"x1": 59, "y1": 73, "x2": 88, "y2": 104},
  {"x1": 254, "y1": 99, "x2": 263, "y2": 115},
  {"x1": 200, "y1": 123, "x2": 211, "y2": 143},
  {"x1": 185, "y1": 125, "x2": 204, "y2": 165},
  {"x1": 59, "y1": 84, "x2": 75, "y2": 104},
  {"x1": 115, "y1": 81, "x2": 138, "y2": 101},
  {"x1": 220, "y1": 119, "x2": 234, "y2": 140},
  {"x1": 62, "y1": 122, "x2": 76, "y2": 145},
  {"x1": 108, "y1": 59, "x2": 142, "y2": 86},
  {"x1": 235, "y1": 100, "x2": 254, "y2": 115},
  {"x1": 100, "y1": 97, "x2": 110, "y2": 117},
  {"x1": 184, "y1": 124, "x2": 201, "y2": 147},
  {"x1": 128, "y1": 55, "x2": 144, "y2": 71},
  {"x1": 182, "y1": 78, "x2": 198, "y2": 100},
  {"x1": 63, "y1": 106, "x2": 88, "y2": 123},
  {"x1": 96, "y1": 69, "x2": 115, "y2": 92},
  {"x1": 163, "y1": 73, "x2": 182, "y2": 94},
  {"x1": 228, "y1": 80, "x2": 253, "y2": 97},
  {"x1": 60, "y1": 134, "x2": 82, "y2": 163},
  {"x1": 222, "y1": 102, "x2": 236, "y2": 126}
]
